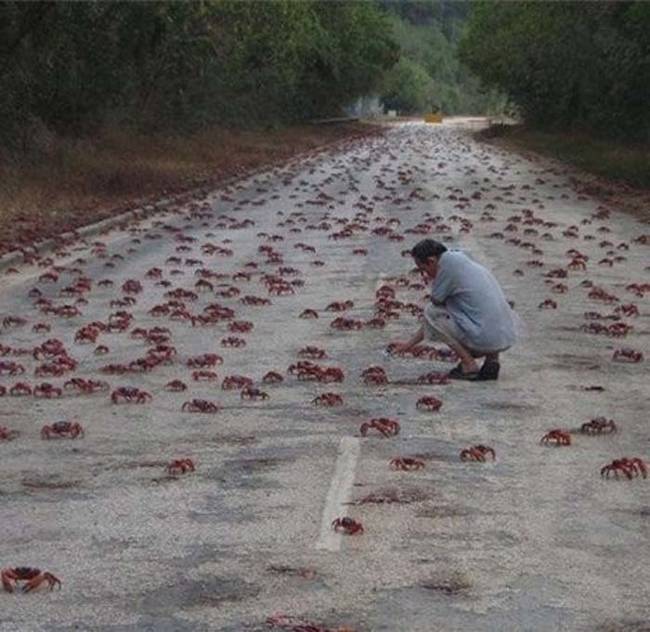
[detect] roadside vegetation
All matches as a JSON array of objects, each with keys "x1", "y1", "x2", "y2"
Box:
[
  {"x1": 461, "y1": 1, "x2": 650, "y2": 189},
  {"x1": 0, "y1": 1, "x2": 396, "y2": 146},
  {"x1": 379, "y1": 1, "x2": 506, "y2": 115}
]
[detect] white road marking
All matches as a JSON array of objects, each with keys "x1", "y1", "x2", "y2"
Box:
[{"x1": 315, "y1": 436, "x2": 361, "y2": 552}]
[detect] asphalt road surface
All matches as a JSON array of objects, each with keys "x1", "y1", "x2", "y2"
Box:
[{"x1": 0, "y1": 121, "x2": 648, "y2": 632}]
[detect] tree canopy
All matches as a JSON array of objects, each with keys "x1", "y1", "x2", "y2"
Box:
[
  {"x1": 379, "y1": 1, "x2": 503, "y2": 115},
  {"x1": 460, "y1": 1, "x2": 650, "y2": 139},
  {"x1": 0, "y1": 0, "x2": 397, "y2": 146}
]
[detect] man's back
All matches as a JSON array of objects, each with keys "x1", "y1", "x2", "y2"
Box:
[{"x1": 431, "y1": 250, "x2": 516, "y2": 352}]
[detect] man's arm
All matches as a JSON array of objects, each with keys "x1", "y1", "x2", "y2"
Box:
[
  {"x1": 431, "y1": 255, "x2": 455, "y2": 304},
  {"x1": 389, "y1": 325, "x2": 424, "y2": 354}
]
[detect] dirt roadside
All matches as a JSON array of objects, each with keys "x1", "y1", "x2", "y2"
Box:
[
  {"x1": 476, "y1": 125, "x2": 650, "y2": 226},
  {"x1": 0, "y1": 122, "x2": 383, "y2": 259}
]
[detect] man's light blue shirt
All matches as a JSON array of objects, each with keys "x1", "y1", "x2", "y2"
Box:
[{"x1": 431, "y1": 250, "x2": 516, "y2": 352}]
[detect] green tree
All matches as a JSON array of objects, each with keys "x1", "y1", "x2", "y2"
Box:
[
  {"x1": 0, "y1": 0, "x2": 398, "y2": 149},
  {"x1": 378, "y1": 3, "x2": 503, "y2": 115},
  {"x1": 460, "y1": 1, "x2": 650, "y2": 138}
]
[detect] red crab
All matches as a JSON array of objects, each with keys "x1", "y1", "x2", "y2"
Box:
[
  {"x1": 330, "y1": 317, "x2": 363, "y2": 331},
  {"x1": 35, "y1": 358, "x2": 76, "y2": 378},
  {"x1": 316, "y1": 367, "x2": 344, "y2": 383},
  {"x1": 262, "y1": 371, "x2": 284, "y2": 384},
  {"x1": 588, "y1": 287, "x2": 619, "y2": 303},
  {"x1": 41, "y1": 421, "x2": 84, "y2": 440},
  {"x1": 331, "y1": 517, "x2": 364, "y2": 535},
  {"x1": 359, "y1": 418, "x2": 400, "y2": 437},
  {"x1": 288, "y1": 361, "x2": 319, "y2": 376},
  {"x1": 229, "y1": 320, "x2": 253, "y2": 333},
  {"x1": 567, "y1": 258, "x2": 587, "y2": 271},
  {"x1": 33, "y1": 383, "x2": 63, "y2": 398},
  {"x1": 268, "y1": 282, "x2": 294, "y2": 296},
  {"x1": 186, "y1": 353, "x2": 223, "y2": 368},
  {"x1": 38, "y1": 271, "x2": 59, "y2": 283},
  {"x1": 222, "y1": 375, "x2": 253, "y2": 390},
  {"x1": 111, "y1": 388, "x2": 152, "y2": 404},
  {"x1": 221, "y1": 336, "x2": 246, "y2": 348},
  {"x1": 365, "y1": 317, "x2": 386, "y2": 329},
  {"x1": 299, "y1": 309, "x2": 319, "y2": 319},
  {"x1": 608, "y1": 323, "x2": 633, "y2": 338},
  {"x1": 415, "y1": 371, "x2": 449, "y2": 385},
  {"x1": 190, "y1": 370, "x2": 218, "y2": 382},
  {"x1": 539, "y1": 299, "x2": 558, "y2": 309},
  {"x1": 298, "y1": 346, "x2": 327, "y2": 359},
  {"x1": 167, "y1": 458, "x2": 195, "y2": 476},
  {"x1": 416, "y1": 396, "x2": 442, "y2": 412},
  {"x1": 1, "y1": 567, "x2": 61, "y2": 593},
  {"x1": 390, "y1": 457, "x2": 425, "y2": 471},
  {"x1": 240, "y1": 387, "x2": 269, "y2": 401},
  {"x1": 0, "y1": 427, "x2": 19, "y2": 441},
  {"x1": 182, "y1": 399, "x2": 220, "y2": 413},
  {"x1": 0, "y1": 361, "x2": 25, "y2": 376},
  {"x1": 612, "y1": 348, "x2": 643, "y2": 363},
  {"x1": 241, "y1": 295, "x2": 271, "y2": 306},
  {"x1": 122, "y1": 279, "x2": 143, "y2": 294},
  {"x1": 312, "y1": 393, "x2": 343, "y2": 407},
  {"x1": 9, "y1": 383, "x2": 32, "y2": 396},
  {"x1": 540, "y1": 429, "x2": 572, "y2": 446},
  {"x1": 63, "y1": 378, "x2": 109, "y2": 394},
  {"x1": 3, "y1": 316, "x2": 27, "y2": 329},
  {"x1": 195, "y1": 279, "x2": 214, "y2": 293},
  {"x1": 460, "y1": 445, "x2": 495, "y2": 462},
  {"x1": 581, "y1": 417, "x2": 617, "y2": 435},
  {"x1": 600, "y1": 458, "x2": 647, "y2": 480},
  {"x1": 361, "y1": 367, "x2": 388, "y2": 386},
  {"x1": 326, "y1": 300, "x2": 354, "y2": 312},
  {"x1": 615, "y1": 304, "x2": 639, "y2": 318},
  {"x1": 165, "y1": 380, "x2": 188, "y2": 392}
]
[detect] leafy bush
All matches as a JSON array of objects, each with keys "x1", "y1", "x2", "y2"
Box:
[
  {"x1": 460, "y1": 1, "x2": 650, "y2": 139},
  {"x1": 0, "y1": 1, "x2": 396, "y2": 150}
]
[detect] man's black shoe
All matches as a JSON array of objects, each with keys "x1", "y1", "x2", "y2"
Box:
[{"x1": 477, "y1": 361, "x2": 500, "y2": 381}]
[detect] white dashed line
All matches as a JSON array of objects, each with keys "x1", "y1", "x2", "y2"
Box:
[{"x1": 315, "y1": 436, "x2": 361, "y2": 552}]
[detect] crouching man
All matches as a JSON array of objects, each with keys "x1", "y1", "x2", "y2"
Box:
[{"x1": 390, "y1": 239, "x2": 517, "y2": 381}]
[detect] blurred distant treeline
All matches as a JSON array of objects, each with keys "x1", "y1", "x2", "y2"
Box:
[
  {"x1": 378, "y1": 1, "x2": 505, "y2": 116},
  {"x1": 0, "y1": 0, "x2": 397, "y2": 149},
  {"x1": 460, "y1": 1, "x2": 650, "y2": 140}
]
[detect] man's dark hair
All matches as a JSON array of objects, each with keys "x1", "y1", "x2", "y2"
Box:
[{"x1": 411, "y1": 239, "x2": 447, "y2": 263}]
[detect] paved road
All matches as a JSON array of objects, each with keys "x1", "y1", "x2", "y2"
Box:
[{"x1": 0, "y1": 121, "x2": 648, "y2": 632}]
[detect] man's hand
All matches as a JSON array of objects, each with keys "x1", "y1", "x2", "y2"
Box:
[
  {"x1": 388, "y1": 326, "x2": 425, "y2": 355},
  {"x1": 387, "y1": 341, "x2": 412, "y2": 355}
]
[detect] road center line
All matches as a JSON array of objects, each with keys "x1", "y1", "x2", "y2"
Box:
[{"x1": 315, "y1": 436, "x2": 361, "y2": 552}]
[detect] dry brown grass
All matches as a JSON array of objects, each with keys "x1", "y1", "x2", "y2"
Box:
[{"x1": 0, "y1": 122, "x2": 381, "y2": 256}]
